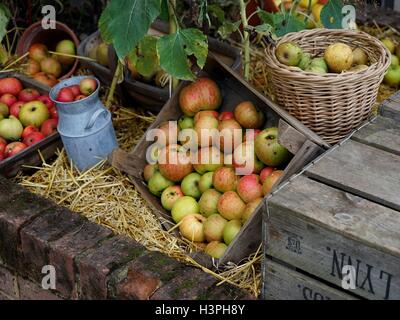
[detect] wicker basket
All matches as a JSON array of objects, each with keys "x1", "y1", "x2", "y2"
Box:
[{"x1": 265, "y1": 29, "x2": 391, "y2": 144}]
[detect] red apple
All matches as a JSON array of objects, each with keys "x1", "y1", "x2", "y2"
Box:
[
  {"x1": 40, "y1": 119, "x2": 58, "y2": 136},
  {"x1": 49, "y1": 107, "x2": 58, "y2": 119},
  {"x1": 260, "y1": 167, "x2": 276, "y2": 184},
  {"x1": 74, "y1": 94, "x2": 87, "y2": 101},
  {"x1": 9, "y1": 101, "x2": 25, "y2": 118},
  {"x1": 28, "y1": 43, "x2": 49, "y2": 62},
  {"x1": 56, "y1": 87, "x2": 74, "y2": 102},
  {"x1": 18, "y1": 88, "x2": 40, "y2": 102},
  {"x1": 0, "y1": 137, "x2": 7, "y2": 161},
  {"x1": 0, "y1": 78, "x2": 23, "y2": 96},
  {"x1": 33, "y1": 72, "x2": 58, "y2": 87},
  {"x1": 5, "y1": 142, "x2": 28, "y2": 158},
  {"x1": 69, "y1": 85, "x2": 81, "y2": 96},
  {"x1": 237, "y1": 174, "x2": 263, "y2": 203},
  {"x1": 22, "y1": 125, "x2": 39, "y2": 139},
  {"x1": 0, "y1": 94, "x2": 17, "y2": 107},
  {"x1": 79, "y1": 78, "x2": 97, "y2": 96},
  {"x1": 37, "y1": 95, "x2": 55, "y2": 109},
  {"x1": 219, "y1": 111, "x2": 234, "y2": 121},
  {"x1": 23, "y1": 132, "x2": 46, "y2": 146}
]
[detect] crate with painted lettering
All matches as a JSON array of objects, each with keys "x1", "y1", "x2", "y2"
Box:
[{"x1": 262, "y1": 92, "x2": 400, "y2": 300}]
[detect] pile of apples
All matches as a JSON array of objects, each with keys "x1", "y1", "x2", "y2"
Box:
[
  {"x1": 55, "y1": 78, "x2": 98, "y2": 103},
  {"x1": 381, "y1": 38, "x2": 400, "y2": 87},
  {"x1": 0, "y1": 77, "x2": 58, "y2": 161},
  {"x1": 143, "y1": 78, "x2": 291, "y2": 259},
  {"x1": 276, "y1": 41, "x2": 371, "y2": 74},
  {"x1": 26, "y1": 40, "x2": 76, "y2": 87}
]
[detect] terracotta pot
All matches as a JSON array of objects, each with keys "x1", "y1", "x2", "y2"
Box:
[{"x1": 16, "y1": 20, "x2": 80, "y2": 80}]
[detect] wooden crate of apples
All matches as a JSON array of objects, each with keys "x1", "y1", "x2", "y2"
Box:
[
  {"x1": 142, "y1": 77, "x2": 292, "y2": 259},
  {"x1": 0, "y1": 76, "x2": 58, "y2": 162}
]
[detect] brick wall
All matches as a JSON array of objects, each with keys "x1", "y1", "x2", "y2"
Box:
[{"x1": 0, "y1": 176, "x2": 253, "y2": 300}]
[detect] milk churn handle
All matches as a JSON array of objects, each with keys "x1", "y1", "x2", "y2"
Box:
[{"x1": 85, "y1": 109, "x2": 108, "y2": 130}]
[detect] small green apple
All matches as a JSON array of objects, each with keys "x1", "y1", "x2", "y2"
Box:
[
  {"x1": 223, "y1": 220, "x2": 242, "y2": 245},
  {"x1": 161, "y1": 185, "x2": 184, "y2": 211},
  {"x1": 178, "y1": 115, "x2": 194, "y2": 130},
  {"x1": 298, "y1": 52, "x2": 312, "y2": 70},
  {"x1": 198, "y1": 189, "x2": 221, "y2": 218},
  {"x1": 276, "y1": 42, "x2": 303, "y2": 66},
  {"x1": 181, "y1": 173, "x2": 202, "y2": 199},
  {"x1": 381, "y1": 38, "x2": 395, "y2": 53},
  {"x1": 171, "y1": 196, "x2": 199, "y2": 223},
  {"x1": 148, "y1": 171, "x2": 174, "y2": 197},
  {"x1": 205, "y1": 241, "x2": 228, "y2": 259},
  {"x1": 199, "y1": 172, "x2": 214, "y2": 193},
  {"x1": 384, "y1": 66, "x2": 400, "y2": 87},
  {"x1": 391, "y1": 54, "x2": 399, "y2": 67}
]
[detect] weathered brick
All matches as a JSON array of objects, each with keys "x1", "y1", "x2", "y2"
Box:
[
  {"x1": 78, "y1": 235, "x2": 146, "y2": 300},
  {"x1": 0, "y1": 190, "x2": 55, "y2": 267},
  {"x1": 18, "y1": 276, "x2": 61, "y2": 300},
  {"x1": 0, "y1": 265, "x2": 17, "y2": 298},
  {"x1": 109, "y1": 251, "x2": 186, "y2": 300},
  {"x1": 20, "y1": 207, "x2": 84, "y2": 281},
  {"x1": 150, "y1": 267, "x2": 218, "y2": 300},
  {"x1": 48, "y1": 221, "x2": 112, "y2": 298}
]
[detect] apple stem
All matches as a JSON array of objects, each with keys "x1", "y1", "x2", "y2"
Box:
[
  {"x1": 239, "y1": 0, "x2": 250, "y2": 81},
  {"x1": 48, "y1": 51, "x2": 96, "y2": 62},
  {"x1": 106, "y1": 59, "x2": 123, "y2": 108}
]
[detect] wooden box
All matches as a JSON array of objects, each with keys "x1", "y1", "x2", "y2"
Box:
[
  {"x1": 263, "y1": 96, "x2": 400, "y2": 300},
  {"x1": 0, "y1": 73, "x2": 63, "y2": 178},
  {"x1": 129, "y1": 53, "x2": 328, "y2": 267}
]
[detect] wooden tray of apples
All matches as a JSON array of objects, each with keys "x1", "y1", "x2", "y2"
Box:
[
  {"x1": 122, "y1": 53, "x2": 326, "y2": 268},
  {"x1": 0, "y1": 73, "x2": 62, "y2": 178}
]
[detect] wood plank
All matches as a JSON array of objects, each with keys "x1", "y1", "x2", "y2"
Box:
[
  {"x1": 262, "y1": 257, "x2": 358, "y2": 300},
  {"x1": 352, "y1": 116, "x2": 400, "y2": 156},
  {"x1": 379, "y1": 92, "x2": 400, "y2": 122},
  {"x1": 265, "y1": 176, "x2": 400, "y2": 300},
  {"x1": 305, "y1": 139, "x2": 400, "y2": 211}
]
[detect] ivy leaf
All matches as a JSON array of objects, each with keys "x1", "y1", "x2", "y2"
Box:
[
  {"x1": 157, "y1": 28, "x2": 208, "y2": 81},
  {"x1": 127, "y1": 36, "x2": 159, "y2": 78},
  {"x1": 275, "y1": 14, "x2": 307, "y2": 37},
  {"x1": 99, "y1": 0, "x2": 161, "y2": 59},
  {"x1": 321, "y1": 0, "x2": 344, "y2": 29},
  {"x1": 218, "y1": 21, "x2": 241, "y2": 39},
  {"x1": 0, "y1": 3, "x2": 11, "y2": 43}
]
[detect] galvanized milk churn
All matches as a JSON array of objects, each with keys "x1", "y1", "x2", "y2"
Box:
[{"x1": 50, "y1": 76, "x2": 118, "y2": 171}]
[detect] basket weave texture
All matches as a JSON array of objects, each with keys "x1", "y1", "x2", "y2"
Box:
[{"x1": 265, "y1": 29, "x2": 391, "y2": 144}]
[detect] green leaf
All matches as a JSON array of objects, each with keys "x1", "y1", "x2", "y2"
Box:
[
  {"x1": 159, "y1": 0, "x2": 169, "y2": 22},
  {"x1": 321, "y1": 0, "x2": 344, "y2": 29},
  {"x1": 128, "y1": 36, "x2": 159, "y2": 78},
  {"x1": 208, "y1": 3, "x2": 225, "y2": 23},
  {"x1": 217, "y1": 21, "x2": 241, "y2": 39},
  {"x1": 258, "y1": 10, "x2": 284, "y2": 27},
  {"x1": 0, "y1": 3, "x2": 11, "y2": 43},
  {"x1": 99, "y1": 0, "x2": 162, "y2": 59},
  {"x1": 157, "y1": 28, "x2": 208, "y2": 81},
  {"x1": 275, "y1": 14, "x2": 307, "y2": 37}
]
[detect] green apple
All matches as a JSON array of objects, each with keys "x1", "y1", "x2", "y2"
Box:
[
  {"x1": 384, "y1": 66, "x2": 400, "y2": 87},
  {"x1": 205, "y1": 241, "x2": 228, "y2": 259},
  {"x1": 381, "y1": 38, "x2": 395, "y2": 53},
  {"x1": 199, "y1": 172, "x2": 214, "y2": 193},
  {"x1": 178, "y1": 115, "x2": 194, "y2": 130},
  {"x1": 148, "y1": 171, "x2": 174, "y2": 197},
  {"x1": 143, "y1": 164, "x2": 158, "y2": 182},
  {"x1": 223, "y1": 220, "x2": 242, "y2": 245},
  {"x1": 171, "y1": 196, "x2": 199, "y2": 223},
  {"x1": 19, "y1": 101, "x2": 49, "y2": 127},
  {"x1": 193, "y1": 147, "x2": 224, "y2": 174},
  {"x1": 198, "y1": 189, "x2": 221, "y2": 218},
  {"x1": 0, "y1": 103, "x2": 9, "y2": 117},
  {"x1": 255, "y1": 127, "x2": 292, "y2": 167},
  {"x1": 391, "y1": 54, "x2": 399, "y2": 67},
  {"x1": 56, "y1": 39, "x2": 76, "y2": 65},
  {"x1": 309, "y1": 58, "x2": 328, "y2": 72},
  {"x1": 275, "y1": 42, "x2": 303, "y2": 66},
  {"x1": 161, "y1": 185, "x2": 184, "y2": 211},
  {"x1": 181, "y1": 172, "x2": 202, "y2": 199},
  {"x1": 298, "y1": 52, "x2": 312, "y2": 70}
]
